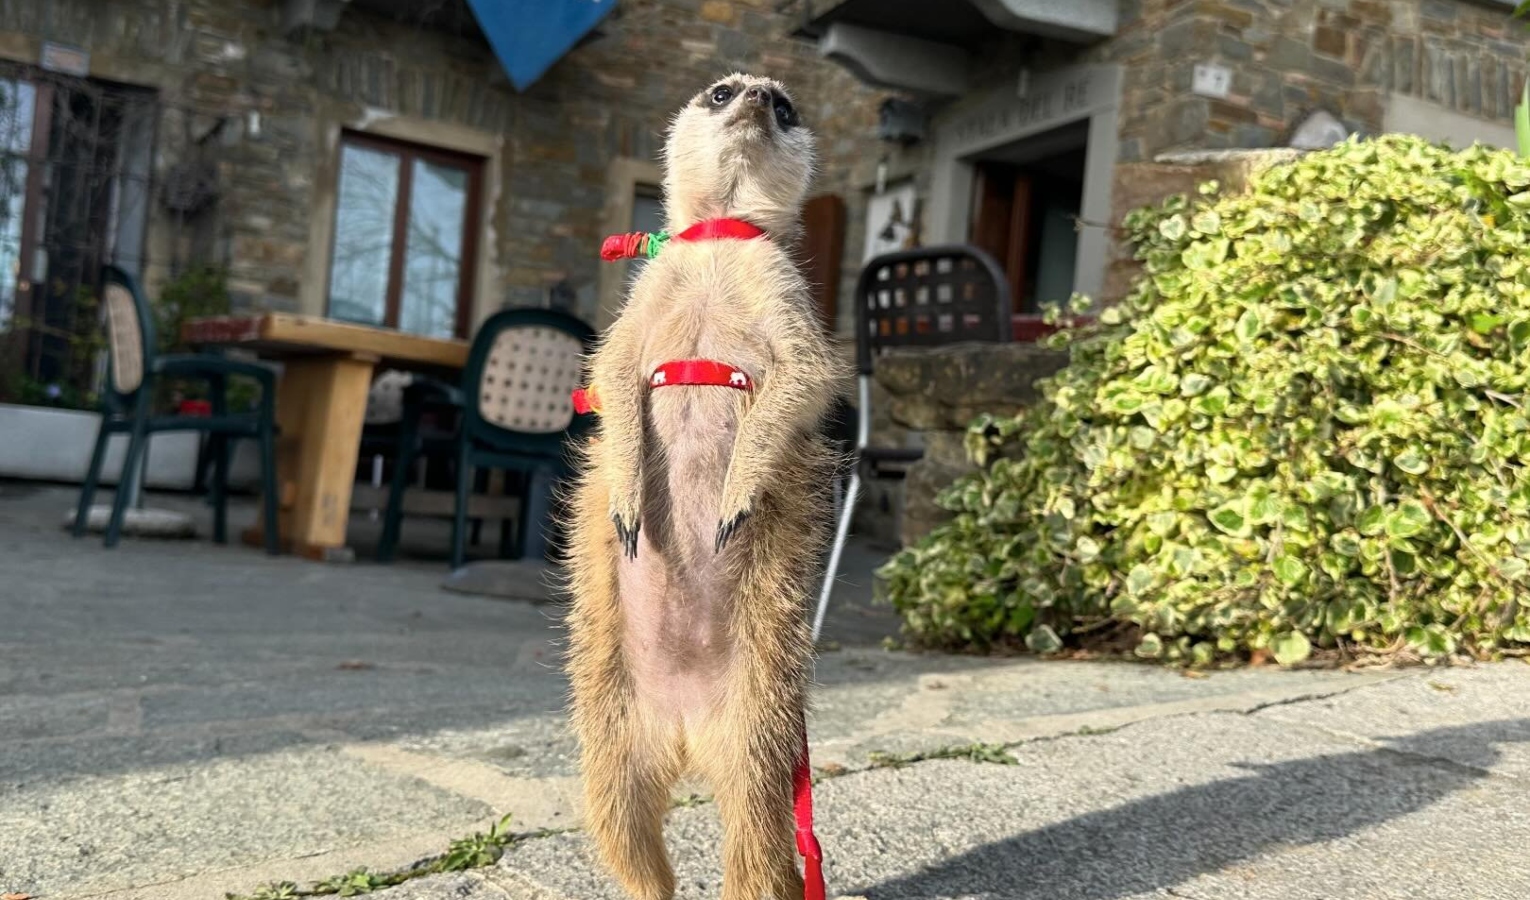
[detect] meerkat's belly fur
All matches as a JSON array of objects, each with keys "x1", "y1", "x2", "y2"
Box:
[{"x1": 565, "y1": 237, "x2": 838, "y2": 900}]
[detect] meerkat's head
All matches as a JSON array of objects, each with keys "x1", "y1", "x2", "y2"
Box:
[{"x1": 662, "y1": 73, "x2": 816, "y2": 241}]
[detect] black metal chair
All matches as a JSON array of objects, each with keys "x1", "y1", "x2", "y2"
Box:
[
  {"x1": 377, "y1": 307, "x2": 597, "y2": 569},
  {"x1": 358, "y1": 370, "x2": 462, "y2": 517},
  {"x1": 811, "y1": 244, "x2": 1012, "y2": 639},
  {"x1": 73, "y1": 264, "x2": 280, "y2": 551}
]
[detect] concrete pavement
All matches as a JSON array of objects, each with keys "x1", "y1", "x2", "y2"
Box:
[
  {"x1": 4, "y1": 481, "x2": 1529, "y2": 900},
  {"x1": 384, "y1": 666, "x2": 1530, "y2": 900}
]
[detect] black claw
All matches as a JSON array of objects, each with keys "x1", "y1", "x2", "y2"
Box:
[
  {"x1": 612, "y1": 514, "x2": 640, "y2": 560},
  {"x1": 715, "y1": 511, "x2": 750, "y2": 553}
]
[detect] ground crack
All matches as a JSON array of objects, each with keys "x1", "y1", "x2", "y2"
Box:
[{"x1": 1235, "y1": 675, "x2": 1412, "y2": 716}]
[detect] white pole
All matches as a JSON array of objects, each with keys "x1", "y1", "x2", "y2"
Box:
[{"x1": 811, "y1": 375, "x2": 872, "y2": 643}]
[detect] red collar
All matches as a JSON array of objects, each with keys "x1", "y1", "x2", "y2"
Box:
[
  {"x1": 673, "y1": 217, "x2": 767, "y2": 243},
  {"x1": 599, "y1": 217, "x2": 766, "y2": 262}
]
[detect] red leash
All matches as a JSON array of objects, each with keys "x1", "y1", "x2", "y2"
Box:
[{"x1": 794, "y1": 720, "x2": 826, "y2": 900}]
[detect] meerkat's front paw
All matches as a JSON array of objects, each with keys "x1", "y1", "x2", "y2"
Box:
[
  {"x1": 714, "y1": 508, "x2": 750, "y2": 553},
  {"x1": 610, "y1": 483, "x2": 642, "y2": 560},
  {"x1": 612, "y1": 512, "x2": 640, "y2": 560},
  {"x1": 714, "y1": 480, "x2": 755, "y2": 553}
]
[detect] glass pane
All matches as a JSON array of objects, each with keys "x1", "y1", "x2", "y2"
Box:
[
  {"x1": 625, "y1": 190, "x2": 664, "y2": 289},
  {"x1": 328, "y1": 143, "x2": 400, "y2": 326},
  {"x1": 398, "y1": 158, "x2": 468, "y2": 339},
  {"x1": 0, "y1": 79, "x2": 35, "y2": 330}
]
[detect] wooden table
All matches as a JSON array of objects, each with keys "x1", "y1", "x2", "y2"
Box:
[{"x1": 182, "y1": 314, "x2": 469, "y2": 560}]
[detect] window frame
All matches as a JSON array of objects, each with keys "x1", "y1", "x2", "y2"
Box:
[
  {"x1": 7, "y1": 77, "x2": 50, "y2": 335},
  {"x1": 596, "y1": 157, "x2": 663, "y2": 330},
  {"x1": 324, "y1": 129, "x2": 485, "y2": 340}
]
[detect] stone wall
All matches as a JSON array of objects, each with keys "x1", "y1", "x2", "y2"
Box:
[
  {"x1": 1108, "y1": 0, "x2": 1530, "y2": 162},
  {"x1": 0, "y1": 0, "x2": 887, "y2": 328},
  {"x1": 873, "y1": 342, "x2": 1068, "y2": 547},
  {"x1": 861, "y1": 0, "x2": 1530, "y2": 279},
  {"x1": 1095, "y1": 0, "x2": 1530, "y2": 301}
]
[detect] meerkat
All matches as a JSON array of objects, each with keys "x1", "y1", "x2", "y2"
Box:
[{"x1": 562, "y1": 74, "x2": 843, "y2": 900}]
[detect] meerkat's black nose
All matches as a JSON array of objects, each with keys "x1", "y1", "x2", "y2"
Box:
[{"x1": 743, "y1": 86, "x2": 771, "y2": 107}]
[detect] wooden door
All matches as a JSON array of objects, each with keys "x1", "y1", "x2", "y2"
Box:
[
  {"x1": 800, "y1": 193, "x2": 846, "y2": 331},
  {"x1": 969, "y1": 161, "x2": 1032, "y2": 312}
]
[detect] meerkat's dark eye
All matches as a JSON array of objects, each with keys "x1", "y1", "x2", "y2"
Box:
[
  {"x1": 773, "y1": 97, "x2": 798, "y2": 130},
  {"x1": 710, "y1": 85, "x2": 734, "y2": 107}
]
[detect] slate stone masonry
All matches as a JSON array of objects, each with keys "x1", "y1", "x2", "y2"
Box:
[
  {"x1": 1103, "y1": 0, "x2": 1530, "y2": 162},
  {"x1": 0, "y1": 0, "x2": 885, "y2": 326}
]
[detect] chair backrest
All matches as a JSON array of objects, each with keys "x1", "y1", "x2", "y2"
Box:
[
  {"x1": 460, "y1": 306, "x2": 598, "y2": 457},
  {"x1": 853, "y1": 244, "x2": 1012, "y2": 376},
  {"x1": 100, "y1": 264, "x2": 158, "y2": 403}
]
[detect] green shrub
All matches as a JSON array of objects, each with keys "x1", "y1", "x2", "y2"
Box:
[{"x1": 878, "y1": 135, "x2": 1530, "y2": 665}]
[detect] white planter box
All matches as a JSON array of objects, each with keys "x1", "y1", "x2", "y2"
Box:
[{"x1": 0, "y1": 403, "x2": 262, "y2": 491}]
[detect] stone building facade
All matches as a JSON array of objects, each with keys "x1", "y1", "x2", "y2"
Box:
[
  {"x1": 1110, "y1": 0, "x2": 1530, "y2": 163},
  {"x1": 7, "y1": 0, "x2": 1527, "y2": 545},
  {"x1": 799, "y1": 0, "x2": 1529, "y2": 321},
  {"x1": 790, "y1": 0, "x2": 1530, "y2": 545},
  {"x1": 0, "y1": 0, "x2": 886, "y2": 351}
]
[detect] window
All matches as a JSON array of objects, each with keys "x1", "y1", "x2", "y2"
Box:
[
  {"x1": 625, "y1": 185, "x2": 664, "y2": 289},
  {"x1": 326, "y1": 131, "x2": 483, "y2": 339},
  {"x1": 594, "y1": 158, "x2": 662, "y2": 329},
  {"x1": 0, "y1": 69, "x2": 155, "y2": 389},
  {"x1": 0, "y1": 77, "x2": 36, "y2": 331}
]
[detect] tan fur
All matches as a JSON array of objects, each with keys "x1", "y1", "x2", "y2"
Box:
[{"x1": 561, "y1": 74, "x2": 845, "y2": 900}]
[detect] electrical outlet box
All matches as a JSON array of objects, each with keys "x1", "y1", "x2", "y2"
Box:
[{"x1": 1192, "y1": 63, "x2": 1232, "y2": 99}]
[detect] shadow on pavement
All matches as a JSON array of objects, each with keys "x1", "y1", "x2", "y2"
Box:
[
  {"x1": 861, "y1": 718, "x2": 1530, "y2": 899},
  {"x1": 0, "y1": 481, "x2": 910, "y2": 787}
]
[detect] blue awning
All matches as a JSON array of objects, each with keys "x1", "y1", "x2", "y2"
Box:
[{"x1": 465, "y1": 0, "x2": 618, "y2": 92}]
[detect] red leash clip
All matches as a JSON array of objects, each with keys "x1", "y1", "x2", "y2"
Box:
[{"x1": 571, "y1": 385, "x2": 600, "y2": 415}]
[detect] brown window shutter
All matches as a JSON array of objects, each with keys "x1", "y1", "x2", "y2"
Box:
[{"x1": 800, "y1": 194, "x2": 846, "y2": 331}]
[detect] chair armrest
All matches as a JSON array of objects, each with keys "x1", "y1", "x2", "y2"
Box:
[{"x1": 154, "y1": 354, "x2": 275, "y2": 388}]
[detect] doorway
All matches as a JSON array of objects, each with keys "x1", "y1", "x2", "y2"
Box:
[{"x1": 965, "y1": 120, "x2": 1087, "y2": 317}]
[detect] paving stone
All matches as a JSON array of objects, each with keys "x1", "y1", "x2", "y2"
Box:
[{"x1": 489, "y1": 713, "x2": 1530, "y2": 900}]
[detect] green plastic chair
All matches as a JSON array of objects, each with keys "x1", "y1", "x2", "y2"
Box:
[
  {"x1": 377, "y1": 307, "x2": 596, "y2": 568},
  {"x1": 72, "y1": 264, "x2": 281, "y2": 552}
]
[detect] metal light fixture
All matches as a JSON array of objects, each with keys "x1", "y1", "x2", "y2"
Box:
[{"x1": 876, "y1": 98, "x2": 926, "y2": 146}]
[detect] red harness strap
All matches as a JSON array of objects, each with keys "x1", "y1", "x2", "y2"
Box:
[
  {"x1": 794, "y1": 720, "x2": 826, "y2": 900},
  {"x1": 571, "y1": 385, "x2": 600, "y2": 415},
  {"x1": 576, "y1": 218, "x2": 768, "y2": 416},
  {"x1": 571, "y1": 359, "x2": 752, "y2": 414},
  {"x1": 647, "y1": 359, "x2": 753, "y2": 391}
]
